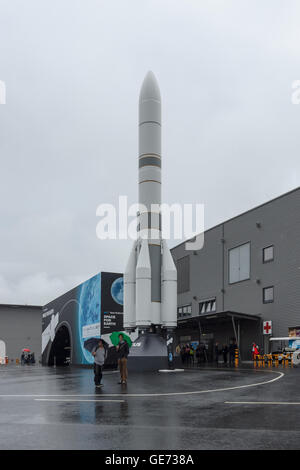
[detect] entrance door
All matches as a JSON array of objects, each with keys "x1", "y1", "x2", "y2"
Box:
[
  {"x1": 48, "y1": 325, "x2": 71, "y2": 366},
  {"x1": 200, "y1": 334, "x2": 214, "y2": 362}
]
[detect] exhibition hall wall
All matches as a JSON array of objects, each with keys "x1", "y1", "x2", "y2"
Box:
[{"x1": 42, "y1": 272, "x2": 123, "y2": 365}]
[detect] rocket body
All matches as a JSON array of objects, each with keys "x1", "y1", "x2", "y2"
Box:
[{"x1": 124, "y1": 71, "x2": 177, "y2": 331}]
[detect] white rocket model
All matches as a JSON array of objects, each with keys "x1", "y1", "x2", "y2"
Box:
[{"x1": 124, "y1": 71, "x2": 177, "y2": 331}]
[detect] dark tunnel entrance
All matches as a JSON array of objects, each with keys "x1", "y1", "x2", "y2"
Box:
[{"x1": 48, "y1": 324, "x2": 71, "y2": 366}]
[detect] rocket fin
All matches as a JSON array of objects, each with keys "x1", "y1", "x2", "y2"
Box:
[
  {"x1": 136, "y1": 239, "x2": 152, "y2": 328},
  {"x1": 124, "y1": 241, "x2": 137, "y2": 330},
  {"x1": 161, "y1": 240, "x2": 177, "y2": 328}
]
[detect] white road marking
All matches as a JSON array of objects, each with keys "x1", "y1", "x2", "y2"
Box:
[
  {"x1": 225, "y1": 401, "x2": 300, "y2": 405},
  {"x1": 0, "y1": 370, "x2": 284, "y2": 398},
  {"x1": 35, "y1": 398, "x2": 125, "y2": 403}
]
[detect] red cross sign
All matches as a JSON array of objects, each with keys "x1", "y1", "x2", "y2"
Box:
[{"x1": 263, "y1": 321, "x2": 272, "y2": 335}]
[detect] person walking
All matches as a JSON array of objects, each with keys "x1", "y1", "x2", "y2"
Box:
[
  {"x1": 215, "y1": 342, "x2": 220, "y2": 365},
  {"x1": 116, "y1": 334, "x2": 129, "y2": 384},
  {"x1": 222, "y1": 344, "x2": 228, "y2": 365},
  {"x1": 190, "y1": 346, "x2": 195, "y2": 366},
  {"x1": 196, "y1": 345, "x2": 201, "y2": 366},
  {"x1": 252, "y1": 342, "x2": 259, "y2": 360},
  {"x1": 201, "y1": 343, "x2": 207, "y2": 363},
  {"x1": 180, "y1": 345, "x2": 185, "y2": 365},
  {"x1": 185, "y1": 344, "x2": 191, "y2": 366},
  {"x1": 92, "y1": 339, "x2": 107, "y2": 388}
]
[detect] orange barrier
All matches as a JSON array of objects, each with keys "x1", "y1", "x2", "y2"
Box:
[
  {"x1": 255, "y1": 355, "x2": 263, "y2": 367},
  {"x1": 253, "y1": 352, "x2": 294, "y2": 368},
  {"x1": 266, "y1": 354, "x2": 272, "y2": 367},
  {"x1": 234, "y1": 349, "x2": 239, "y2": 367}
]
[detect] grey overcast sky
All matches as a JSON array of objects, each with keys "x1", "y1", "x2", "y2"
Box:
[{"x1": 0, "y1": 0, "x2": 299, "y2": 305}]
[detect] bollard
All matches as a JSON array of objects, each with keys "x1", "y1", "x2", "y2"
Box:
[
  {"x1": 260, "y1": 355, "x2": 263, "y2": 367},
  {"x1": 234, "y1": 348, "x2": 239, "y2": 367},
  {"x1": 257, "y1": 355, "x2": 261, "y2": 368},
  {"x1": 267, "y1": 354, "x2": 272, "y2": 368},
  {"x1": 284, "y1": 355, "x2": 289, "y2": 367},
  {"x1": 253, "y1": 354, "x2": 257, "y2": 368},
  {"x1": 282, "y1": 355, "x2": 286, "y2": 367}
]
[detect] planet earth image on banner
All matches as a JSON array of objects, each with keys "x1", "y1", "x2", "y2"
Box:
[
  {"x1": 111, "y1": 277, "x2": 123, "y2": 305},
  {"x1": 78, "y1": 273, "x2": 101, "y2": 364}
]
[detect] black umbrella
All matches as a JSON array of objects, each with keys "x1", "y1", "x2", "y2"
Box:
[{"x1": 83, "y1": 337, "x2": 109, "y2": 353}]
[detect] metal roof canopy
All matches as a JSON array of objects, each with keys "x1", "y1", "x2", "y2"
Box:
[
  {"x1": 178, "y1": 311, "x2": 261, "y2": 325},
  {"x1": 177, "y1": 311, "x2": 261, "y2": 362},
  {"x1": 198, "y1": 311, "x2": 261, "y2": 322}
]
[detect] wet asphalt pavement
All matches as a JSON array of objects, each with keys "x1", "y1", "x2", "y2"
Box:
[{"x1": 0, "y1": 364, "x2": 299, "y2": 449}]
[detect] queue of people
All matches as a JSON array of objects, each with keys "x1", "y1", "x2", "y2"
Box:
[
  {"x1": 178, "y1": 344, "x2": 195, "y2": 365},
  {"x1": 178, "y1": 343, "x2": 207, "y2": 366},
  {"x1": 178, "y1": 339, "x2": 239, "y2": 367},
  {"x1": 179, "y1": 344, "x2": 192, "y2": 365},
  {"x1": 215, "y1": 340, "x2": 238, "y2": 366}
]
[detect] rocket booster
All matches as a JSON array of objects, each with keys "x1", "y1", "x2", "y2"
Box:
[{"x1": 124, "y1": 71, "x2": 177, "y2": 330}]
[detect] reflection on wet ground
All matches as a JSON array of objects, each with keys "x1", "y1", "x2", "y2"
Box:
[{"x1": 0, "y1": 365, "x2": 299, "y2": 449}]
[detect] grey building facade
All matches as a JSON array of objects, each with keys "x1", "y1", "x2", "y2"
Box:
[
  {"x1": 171, "y1": 187, "x2": 300, "y2": 360},
  {"x1": 0, "y1": 304, "x2": 42, "y2": 362},
  {"x1": 1, "y1": 188, "x2": 300, "y2": 364}
]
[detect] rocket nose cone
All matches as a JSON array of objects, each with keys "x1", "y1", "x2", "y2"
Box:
[{"x1": 139, "y1": 71, "x2": 161, "y2": 103}]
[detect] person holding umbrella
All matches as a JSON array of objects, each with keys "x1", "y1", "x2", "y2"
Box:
[
  {"x1": 109, "y1": 331, "x2": 132, "y2": 385},
  {"x1": 115, "y1": 333, "x2": 130, "y2": 385},
  {"x1": 91, "y1": 339, "x2": 107, "y2": 388}
]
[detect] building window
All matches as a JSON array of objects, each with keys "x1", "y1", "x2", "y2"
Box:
[
  {"x1": 263, "y1": 286, "x2": 274, "y2": 303},
  {"x1": 176, "y1": 256, "x2": 190, "y2": 294},
  {"x1": 263, "y1": 245, "x2": 274, "y2": 263},
  {"x1": 229, "y1": 242, "x2": 250, "y2": 284},
  {"x1": 178, "y1": 304, "x2": 192, "y2": 318},
  {"x1": 199, "y1": 298, "x2": 216, "y2": 315}
]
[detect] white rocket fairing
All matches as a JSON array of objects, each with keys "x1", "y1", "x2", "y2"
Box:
[{"x1": 124, "y1": 71, "x2": 177, "y2": 330}]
